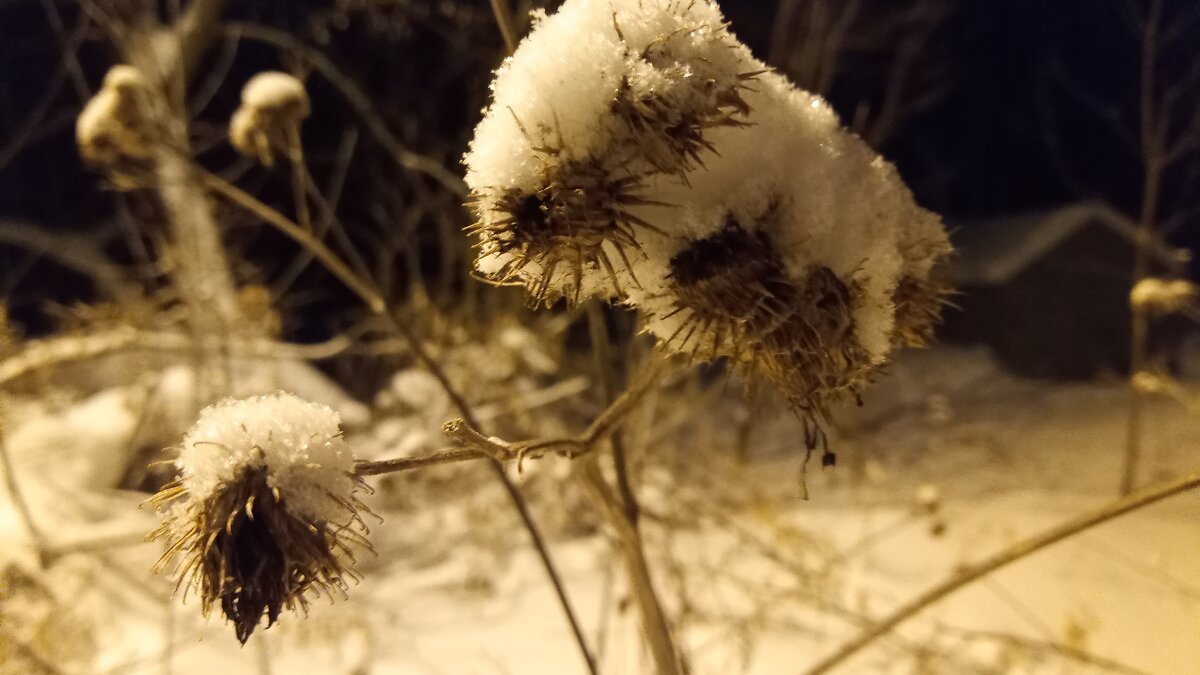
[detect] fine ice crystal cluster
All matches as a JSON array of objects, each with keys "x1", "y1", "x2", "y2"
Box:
[
  {"x1": 464, "y1": 0, "x2": 950, "y2": 424},
  {"x1": 149, "y1": 392, "x2": 371, "y2": 644}
]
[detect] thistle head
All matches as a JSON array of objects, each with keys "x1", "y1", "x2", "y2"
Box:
[
  {"x1": 657, "y1": 220, "x2": 873, "y2": 422},
  {"x1": 76, "y1": 65, "x2": 156, "y2": 184},
  {"x1": 470, "y1": 154, "x2": 655, "y2": 307},
  {"x1": 229, "y1": 72, "x2": 310, "y2": 165},
  {"x1": 148, "y1": 392, "x2": 372, "y2": 644}
]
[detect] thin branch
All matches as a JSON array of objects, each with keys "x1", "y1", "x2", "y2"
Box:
[
  {"x1": 355, "y1": 446, "x2": 488, "y2": 476},
  {"x1": 801, "y1": 466, "x2": 1200, "y2": 675},
  {"x1": 0, "y1": 401, "x2": 47, "y2": 566},
  {"x1": 489, "y1": 0, "x2": 518, "y2": 55},
  {"x1": 580, "y1": 458, "x2": 682, "y2": 675},
  {"x1": 0, "y1": 219, "x2": 130, "y2": 293},
  {"x1": 587, "y1": 302, "x2": 639, "y2": 523},
  {"x1": 0, "y1": 10, "x2": 90, "y2": 170},
  {"x1": 200, "y1": 170, "x2": 386, "y2": 314}
]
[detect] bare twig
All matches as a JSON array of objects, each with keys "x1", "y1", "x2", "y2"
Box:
[
  {"x1": 587, "y1": 302, "x2": 638, "y2": 523},
  {"x1": 490, "y1": 0, "x2": 518, "y2": 55},
  {"x1": 355, "y1": 446, "x2": 489, "y2": 476},
  {"x1": 0, "y1": 401, "x2": 46, "y2": 566},
  {"x1": 580, "y1": 458, "x2": 682, "y2": 675},
  {"x1": 802, "y1": 466, "x2": 1200, "y2": 675},
  {"x1": 0, "y1": 219, "x2": 130, "y2": 294},
  {"x1": 0, "y1": 10, "x2": 90, "y2": 170}
]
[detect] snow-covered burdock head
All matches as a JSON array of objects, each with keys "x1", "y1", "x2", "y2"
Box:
[
  {"x1": 148, "y1": 392, "x2": 372, "y2": 644},
  {"x1": 465, "y1": 0, "x2": 950, "y2": 432},
  {"x1": 464, "y1": 0, "x2": 762, "y2": 307},
  {"x1": 229, "y1": 71, "x2": 310, "y2": 166}
]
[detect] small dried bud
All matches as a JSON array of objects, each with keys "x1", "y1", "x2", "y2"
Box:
[
  {"x1": 469, "y1": 155, "x2": 659, "y2": 307},
  {"x1": 76, "y1": 65, "x2": 155, "y2": 182},
  {"x1": 230, "y1": 72, "x2": 311, "y2": 165},
  {"x1": 1131, "y1": 370, "x2": 1175, "y2": 396},
  {"x1": 1130, "y1": 278, "x2": 1199, "y2": 317},
  {"x1": 148, "y1": 392, "x2": 372, "y2": 644}
]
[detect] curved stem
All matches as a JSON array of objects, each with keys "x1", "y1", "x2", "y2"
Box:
[
  {"x1": 802, "y1": 466, "x2": 1200, "y2": 675},
  {"x1": 489, "y1": 0, "x2": 518, "y2": 55}
]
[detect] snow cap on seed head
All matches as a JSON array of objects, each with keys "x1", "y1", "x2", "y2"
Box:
[
  {"x1": 76, "y1": 65, "x2": 156, "y2": 183},
  {"x1": 149, "y1": 392, "x2": 371, "y2": 645},
  {"x1": 464, "y1": 0, "x2": 763, "y2": 307},
  {"x1": 230, "y1": 71, "x2": 310, "y2": 165},
  {"x1": 464, "y1": 0, "x2": 950, "y2": 431}
]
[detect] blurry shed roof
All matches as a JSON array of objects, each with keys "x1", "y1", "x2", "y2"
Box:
[{"x1": 947, "y1": 201, "x2": 1186, "y2": 286}]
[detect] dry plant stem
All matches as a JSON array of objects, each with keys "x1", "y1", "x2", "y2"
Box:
[
  {"x1": 580, "y1": 459, "x2": 682, "y2": 675},
  {"x1": 0, "y1": 416, "x2": 47, "y2": 566},
  {"x1": 490, "y1": 0, "x2": 518, "y2": 54},
  {"x1": 583, "y1": 309, "x2": 678, "y2": 674},
  {"x1": 1122, "y1": 0, "x2": 1165, "y2": 496},
  {"x1": 123, "y1": 0, "x2": 241, "y2": 334},
  {"x1": 355, "y1": 447, "x2": 487, "y2": 476},
  {"x1": 200, "y1": 171, "x2": 386, "y2": 314},
  {"x1": 802, "y1": 466, "x2": 1200, "y2": 675},
  {"x1": 286, "y1": 126, "x2": 312, "y2": 234},
  {"x1": 199, "y1": 168, "x2": 595, "y2": 675},
  {"x1": 587, "y1": 302, "x2": 638, "y2": 523}
]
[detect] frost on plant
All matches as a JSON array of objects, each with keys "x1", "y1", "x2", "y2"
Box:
[
  {"x1": 148, "y1": 392, "x2": 372, "y2": 644},
  {"x1": 464, "y1": 0, "x2": 950, "y2": 428}
]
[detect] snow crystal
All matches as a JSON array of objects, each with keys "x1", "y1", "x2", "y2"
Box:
[{"x1": 175, "y1": 392, "x2": 355, "y2": 523}]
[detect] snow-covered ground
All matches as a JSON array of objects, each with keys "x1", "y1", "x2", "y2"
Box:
[{"x1": 3, "y1": 345, "x2": 1198, "y2": 674}]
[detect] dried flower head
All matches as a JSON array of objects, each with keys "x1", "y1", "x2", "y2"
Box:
[
  {"x1": 655, "y1": 220, "x2": 873, "y2": 422},
  {"x1": 230, "y1": 72, "x2": 311, "y2": 165},
  {"x1": 464, "y1": 0, "x2": 762, "y2": 306},
  {"x1": 76, "y1": 65, "x2": 156, "y2": 184},
  {"x1": 148, "y1": 392, "x2": 372, "y2": 644},
  {"x1": 466, "y1": 0, "x2": 951, "y2": 435},
  {"x1": 1130, "y1": 277, "x2": 1199, "y2": 317},
  {"x1": 469, "y1": 152, "x2": 661, "y2": 307}
]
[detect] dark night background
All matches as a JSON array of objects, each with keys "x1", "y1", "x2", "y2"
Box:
[{"x1": 1, "y1": 0, "x2": 1198, "y2": 377}]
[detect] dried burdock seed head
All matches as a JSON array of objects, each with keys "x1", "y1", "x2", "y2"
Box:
[
  {"x1": 470, "y1": 154, "x2": 661, "y2": 307},
  {"x1": 230, "y1": 71, "x2": 311, "y2": 166},
  {"x1": 1130, "y1": 277, "x2": 1199, "y2": 318},
  {"x1": 889, "y1": 233, "x2": 953, "y2": 348},
  {"x1": 655, "y1": 221, "x2": 873, "y2": 424},
  {"x1": 76, "y1": 65, "x2": 156, "y2": 184},
  {"x1": 148, "y1": 392, "x2": 373, "y2": 644}
]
